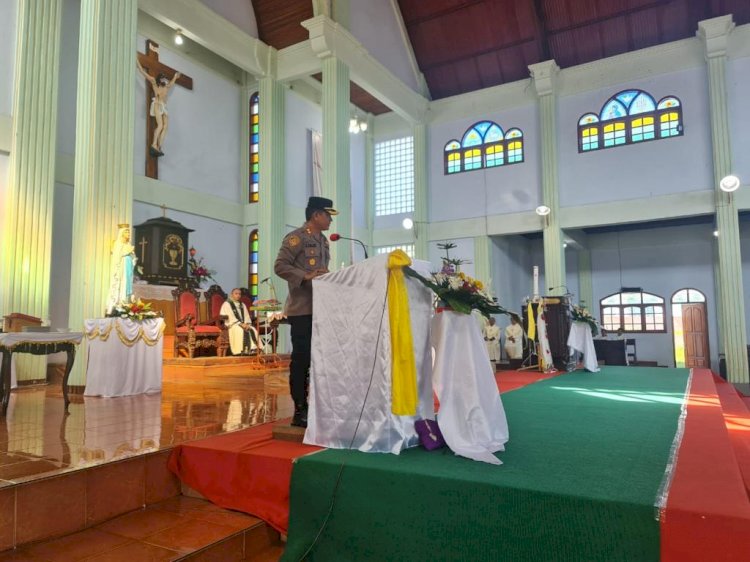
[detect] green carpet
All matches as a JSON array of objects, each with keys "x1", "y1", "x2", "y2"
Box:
[{"x1": 283, "y1": 367, "x2": 690, "y2": 562}]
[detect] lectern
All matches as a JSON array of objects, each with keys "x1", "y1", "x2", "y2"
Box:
[{"x1": 134, "y1": 217, "x2": 194, "y2": 285}]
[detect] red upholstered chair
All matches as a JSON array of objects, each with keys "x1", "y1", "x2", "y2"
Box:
[
  {"x1": 172, "y1": 287, "x2": 226, "y2": 358},
  {"x1": 204, "y1": 284, "x2": 229, "y2": 355}
]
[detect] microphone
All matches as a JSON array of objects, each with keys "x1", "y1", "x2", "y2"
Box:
[
  {"x1": 329, "y1": 233, "x2": 368, "y2": 259},
  {"x1": 260, "y1": 277, "x2": 270, "y2": 284},
  {"x1": 548, "y1": 285, "x2": 574, "y2": 296}
]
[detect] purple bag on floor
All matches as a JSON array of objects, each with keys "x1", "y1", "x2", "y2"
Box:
[{"x1": 414, "y1": 419, "x2": 446, "y2": 451}]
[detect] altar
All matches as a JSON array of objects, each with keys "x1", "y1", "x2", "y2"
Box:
[{"x1": 83, "y1": 317, "x2": 165, "y2": 397}]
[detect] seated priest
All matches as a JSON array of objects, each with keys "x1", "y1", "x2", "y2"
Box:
[
  {"x1": 483, "y1": 316, "x2": 501, "y2": 364},
  {"x1": 220, "y1": 288, "x2": 259, "y2": 355},
  {"x1": 504, "y1": 314, "x2": 524, "y2": 360}
]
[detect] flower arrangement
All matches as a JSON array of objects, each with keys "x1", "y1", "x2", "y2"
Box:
[
  {"x1": 404, "y1": 242, "x2": 508, "y2": 319},
  {"x1": 110, "y1": 299, "x2": 159, "y2": 321},
  {"x1": 188, "y1": 247, "x2": 216, "y2": 288},
  {"x1": 571, "y1": 305, "x2": 599, "y2": 336}
]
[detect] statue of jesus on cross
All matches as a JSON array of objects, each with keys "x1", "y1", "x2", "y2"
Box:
[{"x1": 136, "y1": 59, "x2": 180, "y2": 158}]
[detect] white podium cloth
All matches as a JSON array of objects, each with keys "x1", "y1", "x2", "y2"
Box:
[
  {"x1": 432, "y1": 310, "x2": 509, "y2": 465},
  {"x1": 304, "y1": 255, "x2": 434, "y2": 454},
  {"x1": 83, "y1": 318, "x2": 164, "y2": 397},
  {"x1": 0, "y1": 332, "x2": 83, "y2": 389},
  {"x1": 567, "y1": 321, "x2": 600, "y2": 372}
]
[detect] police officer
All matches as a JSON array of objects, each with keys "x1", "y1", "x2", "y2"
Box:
[{"x1": 274, "y1": 196, "x2": 337, "y2": 427}]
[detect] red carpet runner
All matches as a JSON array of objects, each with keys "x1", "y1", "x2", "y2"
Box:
[{"x1": 168, "y1": 370, "x2": 551, "y2": 533}]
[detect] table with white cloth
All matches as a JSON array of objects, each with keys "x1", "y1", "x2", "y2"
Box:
[
  {"x1": 84, "y1": 318, "x2": 165, "y2": 397},
  {"x1": 432, "y1": 310, "x2": 509, "y2": 465},
  {"x1": 567, "y1": 321, "x2": 600, "y2": 372},
  {"x1": 0, "y1": 332, "x2": 83, "y2": 414}
]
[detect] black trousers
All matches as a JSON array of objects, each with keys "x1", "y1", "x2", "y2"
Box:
[{"x1": 288, "y1": 315, "x2": 313, "y2": 408}]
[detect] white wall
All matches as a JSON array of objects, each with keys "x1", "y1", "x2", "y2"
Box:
[
  {"x1": 492, "y1": 235, "x2": 534, "y2": 316},
  {"x1": 56, "y1": 0, "x2": 80, "y2": 156},
  {"x1": 133, "y1": 202, "x2": 242, "y2": 291},
  {"x1": 429, "y1": 103, "x2": 540, "y2": 223},
  {"x1": 200, "y1": 0, "x2": 258, "y2": 38},
  {"x1": 728, "y1": 54, "x2": 750, "y2": 184},
  {"x1": 348, "y1": 0, "x2": 420, "y2": 93},
  {"x1": 0, "y1": 0, "x2": 16, "y2": 117},
  {"x1": 427, "y1": 237, "x2": 475, "y2": 278},
  {"x1": 133, "y1": 35, "x2": 241, "y2": 202},
  {"x1": 285, "y1": 88, "x2": 321, "y2": 215},
  {"x1": 589, "y1": 224, "x2": 718, "y2": 369},
  {"x1": 558, "y1": 66, "x2": 713, "y2": 207}
]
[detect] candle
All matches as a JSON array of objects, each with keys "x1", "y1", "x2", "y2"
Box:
[{"x1": 533, "y1": 266, "x2": 539, "y2": 298}]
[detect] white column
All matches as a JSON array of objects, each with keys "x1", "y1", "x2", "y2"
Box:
[
  {"x1": 530, "y1": 60, "x2": 565, "y2": 296},
  {"x1": 413, "y1": 122, "x2": 429, "y2": 260},
  {"x1": 699, "y1": 15, "x2": 748, "y2": 384},
  {"x1": 68, "y1": 0, "x2": 137, "y2": 384},
  {"x1": 1, "y1": 0, "x2": 63, "y2": 380},
  {"x1": 322, "y1": 56, "x2": 351, "y2": 266}
]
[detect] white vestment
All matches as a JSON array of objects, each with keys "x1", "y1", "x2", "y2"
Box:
[
  {"x1": 504, "y1": 323, "x2": 524, "y2": 359},
  {"x1": 220, "y1": 300, "x2": 258, "y2": 355},
  {"x1": 483, "y1": 324, "x2": 501, "y2": 362},
  {"x1": 105, "y1": 233, "x2": 136, "y2": 314}
]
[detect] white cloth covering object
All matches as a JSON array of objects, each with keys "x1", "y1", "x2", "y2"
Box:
[
  {"x1": 432, "y1": 310, "x2": 509, "y2": 465},
  {"x1": 304, "y1": 255, "x2": 434, "y2": 454},
  {"x1": 567, "y1": 321, "x2": 600, "y2": 372},
  {"x1": 0, "y1": 332, "x2": 83, "y2": 390},
  {"x1": 83, "y1": 318, "x2": 164, "y2": 397}
]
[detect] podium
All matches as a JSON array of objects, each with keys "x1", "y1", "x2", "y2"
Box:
[{"x1": 304, "y1": 255, "x2": 435, "y2": 453}]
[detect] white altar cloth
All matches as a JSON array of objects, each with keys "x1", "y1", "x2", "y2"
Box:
[
  {"x1": 567, "y1": 321, "x2": 600, "y2": 372},
  {"x1": 83, "y1": 318, "x2": 165, "y2": 397},
  {"x1": 432, "y1": 310, "x2": 509, "y2": 465},
  {"x1": 304, "y1": 255, "x2": 434, "y2": 454}
]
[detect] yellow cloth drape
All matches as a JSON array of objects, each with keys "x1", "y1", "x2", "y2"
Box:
[
  {"x1": 388, "y1": 250, "x2": 418, "y2": 416},
  {"x1": 526, "y1": 302, "x2": 536, "y2": 340}
]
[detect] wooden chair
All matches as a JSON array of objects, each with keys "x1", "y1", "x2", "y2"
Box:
[
  {"x1": 172, "y1": 287, "x2": 227, "y2": 358},
  {"x1": 204, "y1": 284, "x2": 230, "y2": 345}
]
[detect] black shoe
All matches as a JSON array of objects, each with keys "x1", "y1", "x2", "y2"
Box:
[{"x1": 291, "y1": 407, "x2": 308, "y2": 428}]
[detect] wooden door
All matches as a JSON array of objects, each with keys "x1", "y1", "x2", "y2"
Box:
[{"x1": 683, "y1": 303, "x2": 709, "y2": 368}]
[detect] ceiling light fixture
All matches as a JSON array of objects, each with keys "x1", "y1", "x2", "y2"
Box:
[
  {"x1": 719, "y1": 175, "x2": 740, "y2": 192},
  {"x1": 174, "y1": 29, "x2": 184, "y2": 46}
]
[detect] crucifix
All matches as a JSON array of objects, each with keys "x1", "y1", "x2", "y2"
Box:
[
  {"x1": 136, "y1": 39, "x2": 193, "y2": 180},
  {"x1": 138, "y1": 237, "x2": 149, "y2": 262},
  {"x1": 160, "y1": 203, "x2": 168, "y2": 217}
]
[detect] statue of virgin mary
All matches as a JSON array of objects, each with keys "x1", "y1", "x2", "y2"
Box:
[{"x1": 105, "y1": 224, "x2": 138, "y2": 315}]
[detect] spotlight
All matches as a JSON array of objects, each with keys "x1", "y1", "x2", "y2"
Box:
[
  {"x1": 402, "y1": 218, "x2": 414, "y2": 230},
  {"x1": 535, "y1": 205, "x2": 551, "y2": 216},
  {"x1": 713, "y1": 230, "x2": 719, "y2": 237},
  {"x1": 174, "y1": 29, "x2": 184, "y2": 46},
  {"x1": 719, "y1": 175, "x2": 740, "y2": 192},
  {"x1": 359, "y1": 120, "x2": 368, "y2": 132}
]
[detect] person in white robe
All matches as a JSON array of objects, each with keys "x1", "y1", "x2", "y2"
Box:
[
  {"x1": 483, "y1": 317, "x2": 501, "y2": 363},
  {"x1": 220, "y1": 288, "x2": 259, "y2": 355},
  {"x1": 504, "y1": 315, "x2": 524, "y2": 360}
]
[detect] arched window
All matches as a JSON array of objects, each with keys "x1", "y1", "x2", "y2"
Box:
[
  {"x1": 599, "y1": 290, "x2": 666, "y2": 333},
  {"x1": 443, "y1": 120, "x2": 523, "y2": 175},
  {"x1": 248, "y1": 230, "x2": 259, "y2": 302},
  {"x1": 578, "y1": 89, "x2": 683, "y2": 153},
  {"x1": 249, "y1": 92, "x2": 259, "y2": 203}
]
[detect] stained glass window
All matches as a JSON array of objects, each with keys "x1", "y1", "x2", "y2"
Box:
[
  {"x1": 443, "y1": 121, "x2": 523, "y2": 175},
  {"x1": 600, "y1": 291, "x2": 666, "y2": 333},
  {"x1": 250, "y1": 92, "x2": 259, "y2": 203},
  {"x1": 578, "y1": 90, "x2": 682, "y2": 153},
  {"x1": 249, "y1": 230, "x2": 259, "y2": 302}
]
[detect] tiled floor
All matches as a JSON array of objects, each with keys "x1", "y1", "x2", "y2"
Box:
[
  {"x1": 0, "y1": 367, "x2": 294, "y2": 486},
  {"x1": 0, "y1": 496, "x2": 284, "y2": 561}
]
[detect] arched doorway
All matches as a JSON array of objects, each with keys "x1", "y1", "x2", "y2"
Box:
[{"x1": 671, "y1": 289, "x2": 709, "y2": 368}]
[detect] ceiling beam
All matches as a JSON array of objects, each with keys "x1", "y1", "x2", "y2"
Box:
[
  {"x1": 138, "y1": 0, "x2": 269, "y2": 77},
  {"x1": 530, "y1": 0, "x2": 550, "y2": 61},
  {"x1": 277, "y1": 40, "x2": 321, "y2": 81},
  {"x1": 301, "y1": 16, "x2": 428, "y2": 123},
  {"x1": 401, "y1": 0, "x2": 487, "y2": 26}
]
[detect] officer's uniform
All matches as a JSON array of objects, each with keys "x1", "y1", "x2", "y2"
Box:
[{"x1": 274, "y1": 201, "x2": 334, "y2": 424}]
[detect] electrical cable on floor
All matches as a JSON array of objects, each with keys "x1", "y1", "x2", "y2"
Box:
[{"x1": 296, "y1": 282, "x2": 391, "y2": 561}]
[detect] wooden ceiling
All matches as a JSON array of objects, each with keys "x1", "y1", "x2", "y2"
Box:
[
  {"x1": 249, "y1": 0, "x2": 750, "y2": 109},
  {"x1": 397, "y1": 0, "x2": 750, "y2": 100}
]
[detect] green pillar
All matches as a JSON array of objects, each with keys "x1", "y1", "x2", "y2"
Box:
[
  {"x1": 578, "y1": 250, "x2": 594, "y2": 311},
  {"x1": 321, "y1": 56, "x2": 351, "y2": 267},
  {"x1": 68, "y1": 0, "x2": 137, "y2": 385},
  {"x1": 258, "y1": 62, "x2": 286, "y2": 299},
  {"x1": 1, "y1": 0, "x2": 63, "y2": 381},
  {"x1": 530, "y1": 60, "x2": 565, "y2": 296},
  {"x1": 364, "y1": 114, "x2": 375, "y2": 251},
  {"x1": 413, "y1": 122, "x2": 429, "y2": 260},
  {"x1": 474, "y1": 236, "x2": 493, "y2": 290},
  {"x1": 699, "y1": 15, "x2": 748, "y2": 384}
]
